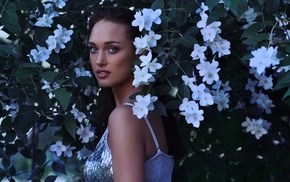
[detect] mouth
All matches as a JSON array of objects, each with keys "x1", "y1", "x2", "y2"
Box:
[{"x1": 96, "y1": 70, "x2": 110, "y2": 78}]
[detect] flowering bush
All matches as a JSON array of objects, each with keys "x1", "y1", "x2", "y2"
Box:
[{"x1": 1, "y1": 0, "x2": 290, "y2": 181}]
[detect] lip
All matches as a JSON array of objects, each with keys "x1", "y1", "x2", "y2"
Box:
[{"x1": 96, "y1": 69, "x2": 111, "y2": 78}]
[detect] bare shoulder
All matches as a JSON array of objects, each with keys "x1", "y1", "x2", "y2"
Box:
[
  {"x1": 107, "y1": 105, "x2": 145, "y2": 180},
  {"x1": 107, "y1": 104, "x2": 145, "y2": 144}
]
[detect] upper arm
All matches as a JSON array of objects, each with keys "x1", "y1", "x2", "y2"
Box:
[{"x1": 108, "y1": 106, "x2": 145, "y2": 182}]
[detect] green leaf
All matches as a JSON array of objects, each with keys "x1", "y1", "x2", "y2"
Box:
[
  {"x1": 243, "y1": 33, "x2": 268, "y2": 45},
  {"x1": 34, "y1": 149, "x2": 47, "y2": 167},
  {"x1": 45, "y1": 176, "x2": 58, "y2": 182},
  {"x1": 47, "y1": 52, "x2": 60, "y2": 65},
  {"x1": 273, "y1": 71, "x2": 290, "y2": 90},
  {"x1": 279, "y1": 56, "x2": 290, "y2": 66},
  {"x1": 33, "y1": 28, "x2": 52, "y2": 47},
  {"x1": 0, "y1": 44, "x2": 14, "y2": 57},
  {"x1": 0, "y1": 148, "x2": 8, "y2": 159},
  {"x1": 282, "y1": 87, "x2": 290, "y2": 100},
  {"x1": 40, "y1": 71, "x2": 59, "y2": 82},
  {"x1": 206, "y1": 154, "x2": 227, "y2": 181},
  {"x1": 151, "y1": 0, "x2": 164, "y2": 10},
  {"x1": 64, "y1": 116, "x2": 76, "y2": 140},
  {"x1": 1, "y1": 3, "x2": 21, "y2": 36},
  {"x1": 207, "y1": 5, "x2": 227, "y2": 24},
  {"x1": 174, "y1": 35, "x2": 197, "y2": 48},
  {"x1": 1, "y1": 116, "x2": 13, "y2": 132},
  {"x1": 206, "y1": 0, "x2": 220, "y2": 10},
  {"x1": 241, "y1": 23, "x2": 264, "y2": 38},
  {"x1": 13, "y1": 111, "x2": 39, "y2": 134},
  {"x1": 53, "y1": 88, "x2": 71, "y2": 110},
  {"x1": 74, "y1": 76, "x2": 93, "y2": 91},
  {"x1": 165, "y1": 100, "x2": 181, "y2": 110},
  {"x1": 15, "y1": 0, "x2": 37, "y2": 11},
  {"x1": 154, "y1": 100, "x2": 167, "y2": 116},
  {"x1": 223, "y1": 0, "x2": 240, "y2": 11},
  {"x1": 12, "y1": 63, "x2": 41, "y2": 78},
  {"x1": 4, "y1": 132, "x2": 16, "y2": 143},
  {"x1": 52, "y1": 159, "x2": 66, "y2": 175}
]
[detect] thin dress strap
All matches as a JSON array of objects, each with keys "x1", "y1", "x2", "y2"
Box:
[{"x1": 123, "y1": 103, "x2": 160, "y2": 150}]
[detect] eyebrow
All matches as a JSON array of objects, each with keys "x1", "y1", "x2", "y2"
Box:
[{"x1": 88, "y1": 41, "x2": 121, "y2": 46}]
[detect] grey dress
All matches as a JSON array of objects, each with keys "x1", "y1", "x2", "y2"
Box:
[{"x1": 83, "y1": 103, "x2": 174, "y2": 182}]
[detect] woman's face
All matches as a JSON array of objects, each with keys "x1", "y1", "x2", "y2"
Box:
[{"x1": 88, "y1": 20, "x2": 136, "y2": 88}]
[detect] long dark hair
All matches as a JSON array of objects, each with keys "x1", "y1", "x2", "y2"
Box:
[{"x1": 88, "y1": 6, "x2": 184, "y2": 161}]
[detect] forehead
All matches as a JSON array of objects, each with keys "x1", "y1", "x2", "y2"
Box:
[{"x1": 89, "y1": 20, "x2": 129, "y2": 43}]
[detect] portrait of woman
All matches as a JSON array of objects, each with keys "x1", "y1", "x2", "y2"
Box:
[{"x1": 83, "y1": 6, "x2": 183, "y2": 182}]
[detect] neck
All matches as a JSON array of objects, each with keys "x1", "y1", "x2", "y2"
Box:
[{"x1": 111, "y1": 80, "x2": 142, "y2": 106}]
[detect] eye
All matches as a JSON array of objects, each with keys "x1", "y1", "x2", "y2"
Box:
[
  {"x1": 108, "y1": 47, "x2": 119, "y2": 53},
  {"x1": 89, "y1": 47, "x2": 98, "y2": 54}
]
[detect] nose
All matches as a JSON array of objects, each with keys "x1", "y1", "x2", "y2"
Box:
[{"x1": 95, "y1": 51, "x2": 106, "y2": 66}]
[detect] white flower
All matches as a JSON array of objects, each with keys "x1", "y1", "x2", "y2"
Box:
[
  {"x1": 54, "y1": 24, "x2": 73, "y2": 43},
  {"x1": 46, "y1": 35, "x2": 57, "y2": 51},
  {"x1": 201, "y1": 21, "x2": 221, "y2": 42},
  {"x1": 84, "y1": 85, "x2": 98, "y2": 96},
  {"x1": 241, "y1": 117, "x2": 254, "y2": 132},
  {"x1": 70, "y1": 104, "x2": 86, "y2": 122},
  {"x1": 241, "y1": 117, "x2": 270, "y2": 140},
  {"x1": 28, "y1": 45, "x2": 51, "y2": 63},
  {"x1": 245, "y1": 78, "x2": 257, "y2": 92},
  {"x1": 35, "y1": 14, "x2": 54, "y2": 27},
  {"x1": 197, "y1": 12, "x2": 208, "y2": 28},
  {"x1": 147, "y1": 58, "x2": 162, "y2": 72},
  {"x1": 64, "y1": 145, "x2": 76, "y2": 157},
  {"x1": 249, "y1": 46, "x2": 279, "y2": 74},
  {"x1": 75, "y1": 111, "x2": 86, "y2": 123},
  {"x1": 275, "y1": 13, "x2": 288, "y2": 27},
  {"x1": 74, "y1": 67, "x2": 92, "y2": 77},
  {"x1": 132, "y1": 66, "x2": 154, "y2": 87},
  {"x1": 76, "y1": 124, "x2": 94, "y2": 143},
  {"x1": 195, "y1": 2, "x2": 209, "y2": 15},
  {"x1": 41, "y1": 61, "x2": 51, "y2": 68},
  {"x1": 216, "y1": 38, "x2": 231, "y2": 57},
  {"x1": 257, "y1": 74, "x2": 273, "y2": 90},
  {"x1": 151, "y1": 9, "x2": 162, "y2": 24},
  {"x1": 191, "y1": 44, "x2": 207, "y2": 60},
  {"x1": 284, "y1": 30, "x2": 290, "y2": 40},
  {"x1": 43, "y1": 3, "x2": 58, "y2": 16},
  {"x1": 50, "y1": 141, "x2": 66, "y2": 157},
  {"x1": 179, "y1": 98, "x2": 204, "y2": 128},
  {"x1": 132, "y1": 94, "x2": 157, "y2": 119},
  {"x1": 132, "y1": 102, "x2": 149, "y2": 119},
  {"x1": 213, "y1": 90, "x2": 229, "y2": 111},
  {"x1": 196, "y1": 59, "x2": 220, "y2": 85},
  {"x1": 52, "y1": 24, "x2": 73, "y2": 53},
  {"x1": 251, "y1": 91, "x2": 275, "y2": 114},
  {"x1": 132, "y1": 8, "x2": 161, "y2": 31},
  {"x1": 182, "y1": 75, "x2": 196, "y2": 88},
  {"x1": 142, "y1": 8, "x2": 161, "y2": 30},
  {"x1": 132, "y1": 11, "x2": 145, "y2": 31},
  {"x1": 147, "y1": 31, "x2": 161, "y2": 47},
  {"x1": 190, "y1": 83, "x2": 206, "y2": 100},
  {"x1": 133, "y1": 36, "x2": 150, "y2": 55},
  {"x1": 199, "y1": 92, "x2": 214, "y2": 106},
  {"x1": 77, "y1": 146, "x2": 92, "y2": 160},
  {"x1": 140, "y1": 52, "x2": 152, "y2": 67},
  {"x1": 54, "y1": 0, "x2": 67, "y2": 8},
  {"x1": 41, "y1": 79, "x2": 52, "y2": 93},
  {"x1": 239, "y1": 6, "x2": 257, "y2": 24}
]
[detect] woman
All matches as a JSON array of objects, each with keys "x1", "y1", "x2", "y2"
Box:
[{"x1": 84, "y1": 6, "x2": 183, "y2": 182}]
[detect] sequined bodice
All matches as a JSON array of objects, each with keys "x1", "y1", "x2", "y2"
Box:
[{"x1": 84, "y1": 128, "x2": 113, "y2": 182}]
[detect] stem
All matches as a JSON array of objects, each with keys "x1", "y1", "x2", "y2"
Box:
[{"x1": 31, "y1": 119, "x2": 39, "y2": 171}]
